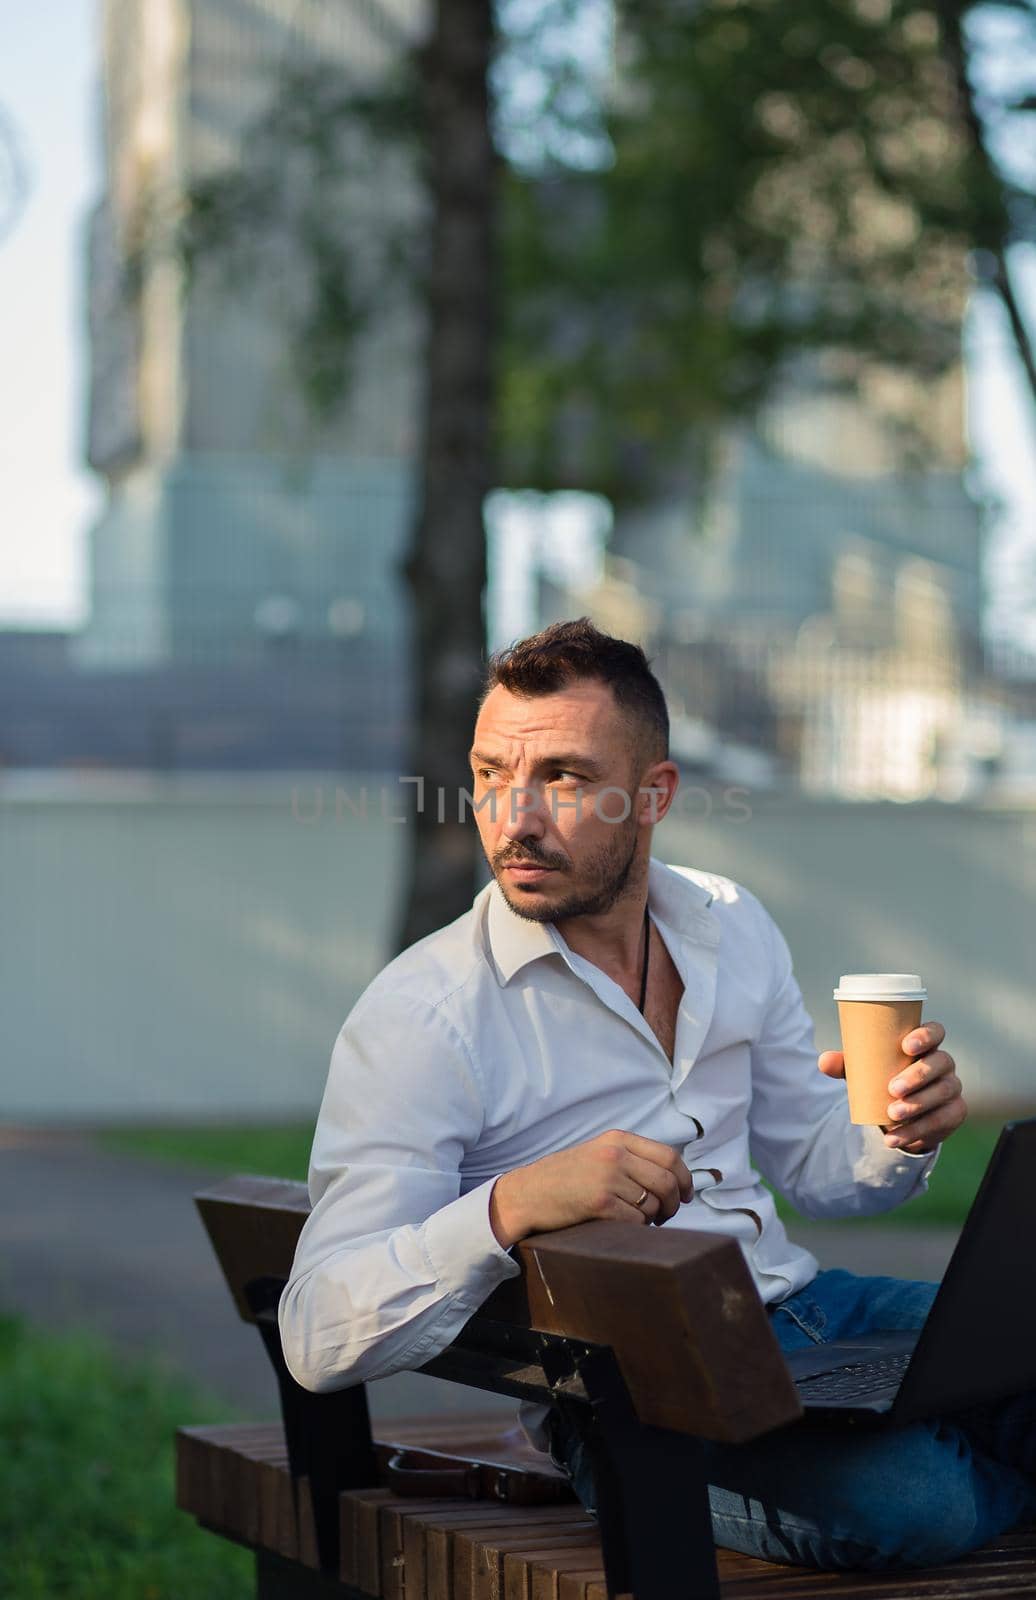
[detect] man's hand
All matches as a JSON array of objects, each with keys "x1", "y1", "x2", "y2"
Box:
[
  {"x1": 489, "y1": 1129, "x2": 694, "y2": 1249},
  {"x1": 818, "y1": 1020, "x2": 967, "y2": 1154}
]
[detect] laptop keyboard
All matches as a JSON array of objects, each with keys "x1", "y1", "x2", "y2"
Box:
[{"x1": 797, "y1": 1351, "x2": 912, "y2": 1403}]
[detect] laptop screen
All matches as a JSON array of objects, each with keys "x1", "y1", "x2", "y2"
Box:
[{"x1": 896, "y1": 1118, "x2": 1036, "y2": 1423}]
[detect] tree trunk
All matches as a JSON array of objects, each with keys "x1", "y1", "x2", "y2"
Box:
[{"x1": 394, "y1": 0, "x2": 496, "y2": 951}]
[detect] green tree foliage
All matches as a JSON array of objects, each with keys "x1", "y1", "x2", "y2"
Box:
[
  {"x1": 175, "y1": 0, "x2": 1033, "y2": 500},
  {"x1": 498, "y1": 0, "x2": 1027, "y2": 496}
]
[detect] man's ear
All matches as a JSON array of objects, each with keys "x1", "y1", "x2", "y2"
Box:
[{"x1": 636, "y1": 759, "x2": 679, "y2": 825}]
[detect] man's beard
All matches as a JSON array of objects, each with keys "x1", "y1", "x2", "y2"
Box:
[{"x1": 489, "y1": 818, "x2": 642, "y2": 923}]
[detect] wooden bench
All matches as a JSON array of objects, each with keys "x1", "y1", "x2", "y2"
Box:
[{"x1": 176, "y1": 1175, "x2": 1036, "y2": 1598}]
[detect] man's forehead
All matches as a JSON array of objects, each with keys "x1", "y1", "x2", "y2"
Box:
[{"x1": 474, "y1": 682, "x2": 621, "y2": 743}]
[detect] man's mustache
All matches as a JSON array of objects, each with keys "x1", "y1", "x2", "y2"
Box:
[{"x1": 495, "y1": 847, "x2": 568, "y2": 871}]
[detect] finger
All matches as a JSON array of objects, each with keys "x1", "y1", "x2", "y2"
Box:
[
  {"x1": 901, "y1": 1020, "x2": 945, "y2": 1058},
  {"x1": 618, "y1": 1133, "x2": 694, "y2": 1201},
  {"x1": 884, "y1": 1093, "x2": 967, "y2": 1149},
  {"x1": 884, "y1": 1118, "x2": 943, "y2": 1151},
  {"x1": 887, "y1": 1070, "x2": 961, "y2": 1125},
  {"x1": 622, "y1": 1152, "x2": 684, "y2": 1221},
  {"x1": 817, "y1": 1050, "x2": 845, "y2": 1079},
  {"x1": 888, "y1": 1051, "x2": 955, "y2": 1102},
  {"x1": 620, "y1": 1178, "x2": 662, "y2": 1220},
  {"x1": 604, "y1": 1192, "x2": 653, "y2": 1225},
  {"x1": 886, "y1": 1133, "x2": 938, "y2": 1154}
]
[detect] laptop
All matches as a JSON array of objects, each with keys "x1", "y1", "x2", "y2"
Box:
[{"x1": 783, "y1": 1117, "x2": 1036, "y2": 1426}]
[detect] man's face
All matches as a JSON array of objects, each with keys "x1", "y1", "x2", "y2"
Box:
[{"x1": 469, "y1": 680, "x2": 659, "y2": 922}]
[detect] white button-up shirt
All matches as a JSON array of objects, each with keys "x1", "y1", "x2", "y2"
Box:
[{"x1": 279, "y1": 858, "x2": 938, "y2": 1444}]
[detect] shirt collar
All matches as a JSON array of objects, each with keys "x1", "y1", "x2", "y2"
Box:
[{"x1": 485, "y1": 856, "x2": 718, "y2": 987}]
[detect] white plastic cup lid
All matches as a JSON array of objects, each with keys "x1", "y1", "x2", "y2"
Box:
[{"x1": 833, "y1": 973, "x2": 927, "y2": 1002}]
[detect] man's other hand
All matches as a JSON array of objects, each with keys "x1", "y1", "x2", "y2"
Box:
[
  {"x1": 489, "y1": 1129, "x2": 694, "y2": 1248},
  {"x1": 818, "y1": 1020, "x2": 967, "y2": 1154}
]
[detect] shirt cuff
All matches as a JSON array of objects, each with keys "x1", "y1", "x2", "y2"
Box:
[
  {"x1": 860, "y1": 1122, "x2": 941, "y2": 1185},
  {"x1": 421, "y1": 1175, "x2": 522, "y2": 1301}
]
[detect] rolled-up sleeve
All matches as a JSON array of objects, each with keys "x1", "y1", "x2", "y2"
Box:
[
  {"x1": 278, "y1": 986, "x2": 521, "y2": 1394},
  {"x1": 746, "y1": 900, "x2": 939, "y2": 1220}
]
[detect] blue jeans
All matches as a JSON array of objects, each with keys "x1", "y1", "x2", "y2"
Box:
[{"x1": 545, "y1": 1268, "x2": 1036, "y2": 1571}]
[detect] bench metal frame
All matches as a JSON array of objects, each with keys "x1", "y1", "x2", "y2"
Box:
[
  {"x1": 246, "y1": 1268, "x2": 720, "y2": 1599},
  {"x1": 187, "y1": 1176, "x2": 819, "y2": 1600}
]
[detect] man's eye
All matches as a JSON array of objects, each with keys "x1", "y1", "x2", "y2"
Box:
[
  {"x1": 550, "y1": 771, "x2": 584, "y2": 783},
  {"x1": 477, "y1": 768, "x2": 500, "y2": 782}
]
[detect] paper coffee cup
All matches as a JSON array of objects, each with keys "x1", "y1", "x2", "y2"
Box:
[{"x1": 833, "y1": 974, "x2": 927, "y2": 1125}]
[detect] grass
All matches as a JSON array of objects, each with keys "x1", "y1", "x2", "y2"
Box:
[
  {"x1": 0, "y1": 1312, "x2": 252, "y2": 1600},
  {"x1": 98, "y1": 1114, "x2": 1023, "y2": 1228},
  {"x1": 768, "y1": 1114, "x2": 1028, "y2": 1229},
  {"x1": 98, "y1": 1123, "x2": 315, "y2": 1183}
]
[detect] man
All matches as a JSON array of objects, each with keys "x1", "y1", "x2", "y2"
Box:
[{"x1": 280, "y1": 618, "x2": 1036, "y2": 1572}]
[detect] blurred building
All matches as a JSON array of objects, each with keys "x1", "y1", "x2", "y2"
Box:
[
  {"x1": 0, "y1": 635, "x2": 402, "y2": 770},
  {"x1": 74, "y1": 0, "x2": 423, "y2": 733},
  {"x1": 538, "y1": 361, "x2": 999, "y2": 800}
]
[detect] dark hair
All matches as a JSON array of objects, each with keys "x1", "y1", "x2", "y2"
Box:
[{"x1": 481, "y1": 617, "x2": 669, "y2": 763}]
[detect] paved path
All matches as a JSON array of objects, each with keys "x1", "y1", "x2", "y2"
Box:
[{"x1": 0, "y1": 1129, "x2": 960, "y2": 1425}]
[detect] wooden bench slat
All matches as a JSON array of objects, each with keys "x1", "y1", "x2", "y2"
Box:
[
  {"x1": 400, "y1": 1501, "x2": 527, "y2": 1600},
  {"x1": 257, "y1": 1454, "x2": 293, "y2": 1562},
  {"x1": 557, "y1": 1569, "x2": 609, "y2": 1600},
  {"x1": 378, "y1": 1497, "x2": 477, "y2": 1600},
  {"x1": 359, "y1": 1489, "x2": 395, "y2": 1595},
  {"x1": 715, "y1": 1548, "x2": 1036, "y2": 1597},
  {"x1": 177, "y1": 1416, "x2": 1036, "y2": 1599},
  {"x1": 467, "y1": 1522, "x2": 598, "y2": 1600},
  {"x1": 720, "y1": 1579, "x2": 1036, "y2": 1598},
  {"x1": 504, "y1": 1543, "x2": 604, "y2": 1600},
  {"x1": 454, "y1": 1518, "x2": 598, "y2": 1600},
  {"x1": 528, "y1": 1545, "x2": 608, "y2": 1600},
  {"x1": 396, "y1": 1501, "x2": 594, "y2": 1600},
  {"x1": 425, "y1": 1507, "x2": 582, "y2": 1600}
]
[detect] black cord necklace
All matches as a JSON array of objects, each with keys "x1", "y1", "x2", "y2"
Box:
[{"x1": 637, "y1": 898, "x2": 651, "y2": 1015}]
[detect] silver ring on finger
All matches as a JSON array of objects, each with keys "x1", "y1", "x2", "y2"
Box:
[{"x1": 634, "y1": 1187, "x2": 649, "y2": 1208}]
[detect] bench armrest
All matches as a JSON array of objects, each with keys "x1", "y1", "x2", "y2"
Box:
[
  {"x1": 195, "y1": 1175, "x2": 802, "y2": 1442},
  {"x1": 516, "y1": 1221, "x2": 802, "y2": 1441}
]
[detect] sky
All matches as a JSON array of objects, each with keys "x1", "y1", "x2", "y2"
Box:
[
  {"x1": 966, "y1": 258, "x2": 1036, "y2": 654},
  {"x1": 0, "y1": 0, "x2": 1034, "y2": 652},
  {"x1": 0, "y1": 0, "x2": 99, "y2": 626}
]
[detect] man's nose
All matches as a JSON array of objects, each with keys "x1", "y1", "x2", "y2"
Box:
[{"x1": 499, "y1": 783, "x2": 548, "y2": 841}]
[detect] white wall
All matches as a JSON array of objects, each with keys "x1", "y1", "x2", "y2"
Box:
[
  {"x1": 659, "y1": 792, "x2": 1036, "y2": 1111},
  {"x1": 2, "y1": 774, "x2": 1033, "y2": 1122}
]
